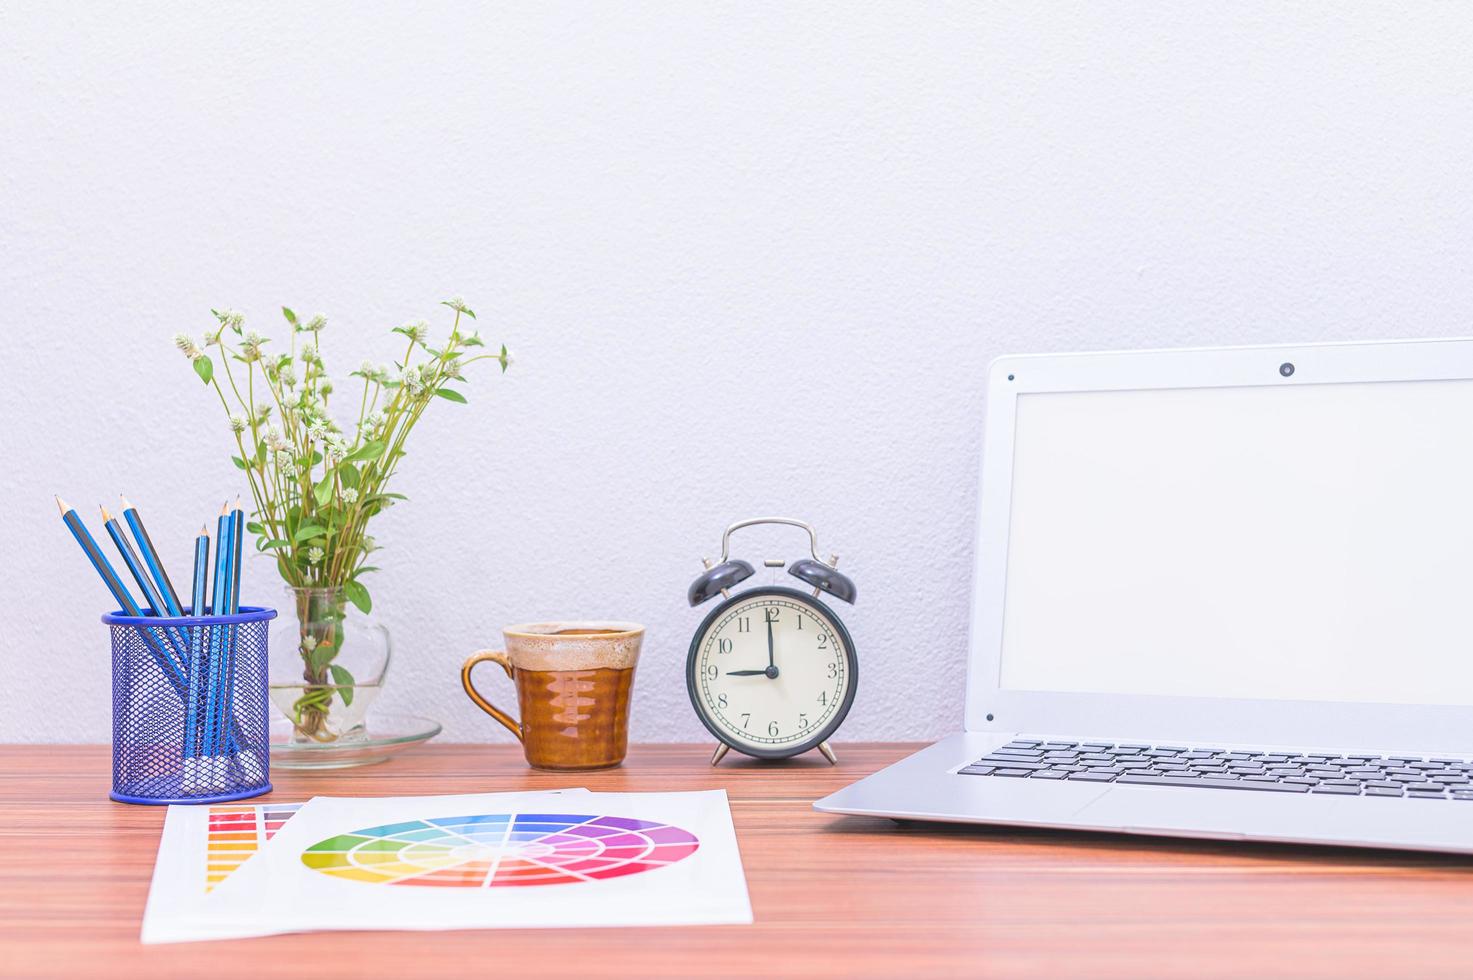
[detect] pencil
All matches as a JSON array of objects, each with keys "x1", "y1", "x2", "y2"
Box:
[
  {"x1": 183, "y1": 525, "x2": 210, "y2": 763},
  {"x1": 102, "y1": 504, "x2": 191, "y2": 678},
  {"x1": 120, "y1": 495, "x2": 184, "y2": 617},
  {"x1": 101, "y1": 505, "x2": 166, "y2": 616},
  {"x1": 222, "y1": 499, "x2": 249, "y2": 778},
  {"x1": 57, "y1": 496, "x2": 141, "y2": 616},
  {"x1": 203, "y1": 503, "x2": 233, "y2": 760},
  {"x1": 228, "y1": 498, "x2": 244, "y2": 615},
  {"x1": 56, "y1": 496, "x2": 187, "y2": 691}
]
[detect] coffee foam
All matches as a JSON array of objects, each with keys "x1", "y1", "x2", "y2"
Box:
[{"x1": 502, "y1": 622, "x2": 643, "y2": 672}]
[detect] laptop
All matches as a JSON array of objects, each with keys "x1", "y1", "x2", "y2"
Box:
[{"x1": 816, "y1": 338, "x2": 1473, "y2": 854}]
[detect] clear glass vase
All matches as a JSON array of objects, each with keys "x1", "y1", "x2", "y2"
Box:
[{"x1": 268, "y1": 586, "x2": 391, "y2": 747}]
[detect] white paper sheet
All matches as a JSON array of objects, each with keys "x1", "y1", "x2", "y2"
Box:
[
  {"x1": 197, "y1": 790, "x2": 752, "y2": 938},
  {"x1": 141, "y1": 789, "x2": 591, "y2": 944}
]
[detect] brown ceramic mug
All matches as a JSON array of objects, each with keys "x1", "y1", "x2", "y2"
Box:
[{"x1": 461, "y1": 622, "x2": 643, "y2": 771}]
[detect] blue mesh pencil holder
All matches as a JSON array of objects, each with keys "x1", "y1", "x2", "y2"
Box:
[{"x1": 105, "y1": 605, "x2": 277, "y2": 805}]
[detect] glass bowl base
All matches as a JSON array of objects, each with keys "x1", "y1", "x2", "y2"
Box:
[{"x1": 270, "y1": 712, "x2": 441, "y2": 769}]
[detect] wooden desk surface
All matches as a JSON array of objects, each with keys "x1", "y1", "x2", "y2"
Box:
[{"x1": 5, "y1": 743, "x2": 1473, "y2": 979}]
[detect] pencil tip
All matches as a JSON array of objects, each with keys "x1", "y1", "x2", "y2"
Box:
[
  {"x1": 99, "y1": 504, "x2": 113, "y2": 521},
  {"x1": 220, "y1": 501, "x2": 229, "y2": 516},
  {"x1": 200, "y1": 524, "x2": 209, "y2": 536},
  {"x1": 119, "y1": 494, "x2": 133, "y2": 509}
]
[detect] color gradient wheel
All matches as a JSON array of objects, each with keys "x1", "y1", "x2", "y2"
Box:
[{"x1": 301, "y1": 813, "x2": 701, "y2": 887}]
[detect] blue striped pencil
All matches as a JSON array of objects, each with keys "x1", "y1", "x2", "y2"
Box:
[
  {"x1": 120, "y1": 495, "x2": 184, "y2": 617},
  {"x1": 182, "y1": 524, "x2": 209, "y2": 768},
  {"x1": 101, "y1": 505, "x2": 189, "y2": 668},
  {"x1": 101, "y1": 505, "x2": 166, "y2": 615},
  {"x1": 56, "y1": 496, "x2": 188, "y2": 694},
  {"x1": 202, "y1": 502, "x2": 233, "y2": 780}
]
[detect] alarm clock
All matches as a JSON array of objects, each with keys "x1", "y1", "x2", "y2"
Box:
[{"x1": 686, "y1": 517, "x2": 858, "y2": 766}]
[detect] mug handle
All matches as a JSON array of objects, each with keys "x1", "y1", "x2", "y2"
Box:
[{"x1": 461, "y1": 650, "x2": 522, "y2": 742}]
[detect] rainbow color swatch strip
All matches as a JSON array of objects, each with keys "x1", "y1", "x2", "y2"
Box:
[
  {"x1": 205, "y1": 803, "x2": 302, "y2": 890},
  {"x1": 301, "y1": 813, "x2": 701, "y2": 887}
]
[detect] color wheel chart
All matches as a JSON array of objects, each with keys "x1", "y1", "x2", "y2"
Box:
[
  {"x1": 205, "y1": 803, "x2": 301, "y2": 890},
  {"x1": 301, "y1": 813, "x2": 701, "y2": 887}
]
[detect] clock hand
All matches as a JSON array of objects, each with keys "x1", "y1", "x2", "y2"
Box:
[
  {"x1": 766, "y1": 616, "x2": 775, "y2": 671},
  {"x1": 726, "y1": 665, "x2": 781, "y2": 678}
]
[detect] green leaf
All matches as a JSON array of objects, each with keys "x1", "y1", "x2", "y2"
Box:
[
  {"x1": 306, "y1": 641, "x2": 335, "y2": 672},
  {"x1": 433, "y1": 387, "x2": 467, "y2": 404},
  {"x1": 344, "y1": 580, "x2": 372, "y2": 615},
  {"x1": 258, "y1": 538, "x2": 290, "y2": 551},
  {"x1": 463, "y1": 333, "x2": 485, "y2": 348},
  {"x1": 282, "y1": 307, "x2": 298, "y2": 326},
  {"x1": 499, "y1": 344, "x2": 509, "y2": 373},
  {"x1": 338, "y1": 462, "x2": 360, "y2": 489},
  {"x1": 231, "y1": 455, "x2": 247, "y2": 470},
  {"x1": 194, "y1": 355, "x2": 213, "y2": 384},
  {"x1": 329, "y1": 664, "x2": 356, "y2": 705},
  {"x1": 293, "y1": 524, "x2": 327, "y2": 542},
  {"x1": 354, "y1": 565, "x2": 380, "y2": 576},
  {"x1": 246, "y1": 521, "x2": 265, "y2": 535},
  {"x1": 313, "y1": 476, "x2": 333, "y2": 508},
  {"x1": 345, "y1": 440, "x2": 384, "y2": 463}
]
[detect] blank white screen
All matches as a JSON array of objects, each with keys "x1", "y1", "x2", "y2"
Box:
[{"x1": 999, "y1": 380, "x2": 1473, "y2": 706}]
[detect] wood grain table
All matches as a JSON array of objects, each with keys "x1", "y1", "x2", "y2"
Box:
[{"x1": 5, "y1": 743, "x2": 1473, "y2": 979}]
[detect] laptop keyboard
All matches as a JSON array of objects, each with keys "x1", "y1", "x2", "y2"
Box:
[{"x1": 960, "y1": 739, "x2": 1473, "y2": 800}]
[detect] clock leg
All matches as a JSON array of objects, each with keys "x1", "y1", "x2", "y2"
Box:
[
  {"x1": 710, "y1": 744, "x2": 731, "y2": 767},
  {"x1": 817, "y1": 741, "x2": 838, "y2": 765}
]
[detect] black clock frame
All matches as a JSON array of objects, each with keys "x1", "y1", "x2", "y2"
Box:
[{"x1": 686, "y1": 585, "x2": 859, "y2": 760}]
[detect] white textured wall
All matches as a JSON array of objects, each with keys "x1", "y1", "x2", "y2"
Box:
[{"x1": 3, "y1": 3, "x2": 1471, "y2": 744}]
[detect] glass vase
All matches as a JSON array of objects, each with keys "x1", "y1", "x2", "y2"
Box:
[{"x1": 268, "y1": 586, "x2": 391, "y2": 748}]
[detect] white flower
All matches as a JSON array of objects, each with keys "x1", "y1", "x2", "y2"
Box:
[
  {"x1": 255, "y1": 403, "x2": 273, "y2": 423},
  {"x1": 444, "y1": 296, "x2": 471, "y2": 314},
  {"x1": 216, "y1": 309, "x2": 245, "y2": 330},
  {"x1": 443, "y1": 356, "x2": 463, "y2": 380},
  {"x1": 173, "y1": 333, "x2": 202, "y2": 360},
  {"x1": 299, "y1": 341, "x2": 317, "y2": 363},
  {"x1": 307, "y1": 546, "x2": 324, "y2": 565},
  {"x1": 373, "y1": 363, "x2": 393, "y2": 383},
  {"x1": 301, "y1": 635, "x2": 318, "y2": 652},
  {"x1": 401, "y1": 366, "x2": 425, "y2": 394},
  {"x1": 228, "y1": 414, "x2": 247, "y2": 433},
  {"x1": 240, "y1": 330, "x2": 266, "y2": 362},
  {"x1": 306, "y1": 313, "x2": 327, "y2": 332},
  {"x1": 278, "y1": 365, "x2": 298, "y2": 388},
  {"x1": 341, "y1": 487, "x2": 359, "y2": 504},
  {"x1": 265, "y1": 427, "x2": 289, "y2": 451},
  {"x1": 359, "y1": 359, "x2": 374, "y2": 376},
  {"x1": 363, "y1": 536, "x2": 379, "y2": 552},
  {"x1": 362, "y1": 410, "x2": 386, "y2": 431},
  {"x1": 403, "y1": 320, "x2": 429, "y2": 343},
  {"x1": 275, "y1": 449, "x2": 294, "y2": 469},
  {"x1": 323, "y1": 434, "x2": 349, "y2": 463}
]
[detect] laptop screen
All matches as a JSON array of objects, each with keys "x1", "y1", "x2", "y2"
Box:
[{"x1": 998, "y1": 378, "x2": 1473, "y2": 707}]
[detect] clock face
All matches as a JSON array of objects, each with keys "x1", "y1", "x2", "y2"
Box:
[{"x1": 687, "y1": 587, "x2": 857, "y2": 758}]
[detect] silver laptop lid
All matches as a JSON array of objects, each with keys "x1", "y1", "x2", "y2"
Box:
[{"x1": 965, "y1": 339, "x2": 1473, "y2": 752}]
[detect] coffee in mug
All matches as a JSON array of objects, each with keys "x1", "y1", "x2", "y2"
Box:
[{"x1": 461, "y1": 622, "x2": 642, "y2": 771}]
